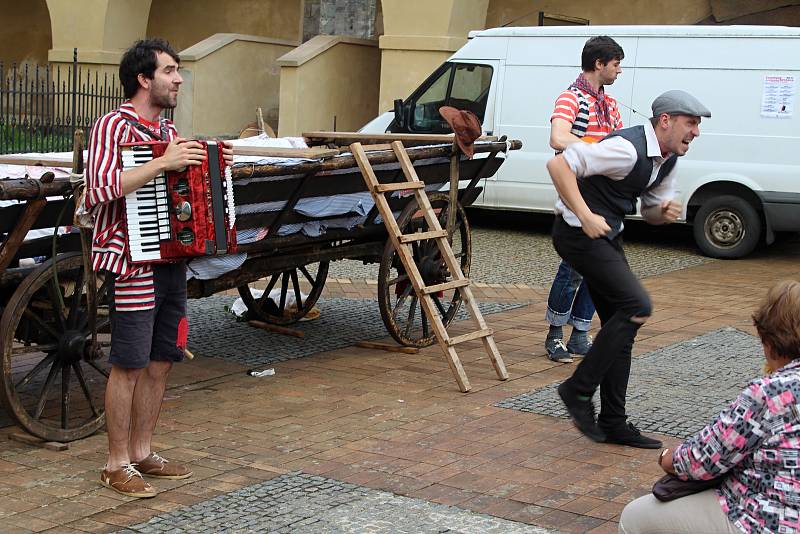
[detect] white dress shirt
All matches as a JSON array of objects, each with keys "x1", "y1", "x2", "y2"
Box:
[{"x1": 554, "y1": 120, "x2": 677, "y2": 228}]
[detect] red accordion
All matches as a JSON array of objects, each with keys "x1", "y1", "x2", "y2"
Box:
[{"x1": 120, "y1": 140, "x2": 236, "y2": 264}]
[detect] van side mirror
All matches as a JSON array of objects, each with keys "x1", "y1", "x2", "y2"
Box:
[{"x1": 393, "y1": 98, "x2": 407, "y2": 130}]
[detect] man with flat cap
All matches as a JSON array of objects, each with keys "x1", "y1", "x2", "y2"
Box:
[{"x1": 546, "y1": 90, "x2": 711, "y2": 448}]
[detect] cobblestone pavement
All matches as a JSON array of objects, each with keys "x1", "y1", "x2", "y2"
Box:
[
  {"x1": 121, "y1": 472, "x2": 557, "y2": 534},
  {"x1": 187, "y1": 296, "x2": 523, "y2": 367},
  {"x1": 495, "y1": 328, "x2": 762, "y2": 437},
  {"x1": 328, "y1": 214, "x2": 714, "y2": 286}
]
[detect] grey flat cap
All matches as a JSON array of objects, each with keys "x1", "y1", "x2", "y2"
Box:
[{"x1": 651, "y1": 90, "x2": 711, "y2": 118}]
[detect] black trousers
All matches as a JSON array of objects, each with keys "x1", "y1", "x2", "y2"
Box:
[{"x1": 552, "y1": 217, "x2": 652, "y2": 430}]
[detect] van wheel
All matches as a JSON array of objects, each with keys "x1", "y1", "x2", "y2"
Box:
[{"x1": 693, "y1": 195, "x2": 761, "y2": 259}]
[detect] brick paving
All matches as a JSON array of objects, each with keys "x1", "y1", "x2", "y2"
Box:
[{"x1": 0, "y1": 231, "x2": 797, "y2": 533}]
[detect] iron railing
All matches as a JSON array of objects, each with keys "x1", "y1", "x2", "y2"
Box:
[{"x1": 0, "y1": 49, "x2": 172, "y2": 155}]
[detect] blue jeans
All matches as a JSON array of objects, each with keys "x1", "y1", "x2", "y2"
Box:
[{"x1": 545, "y1": 260, "x2": 594, "y2": 332}]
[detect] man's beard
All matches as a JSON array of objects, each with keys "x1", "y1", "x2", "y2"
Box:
[
  {"x1": 153, "y1": 93, "x2": 178, "y2": 109},
  {"x1": 152, "y1": 88, "x2": 177, "y2": 109}
]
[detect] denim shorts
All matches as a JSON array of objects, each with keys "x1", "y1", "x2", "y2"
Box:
[{"x1": 108, "y1": 262, "x2": 188, "y2": 369}]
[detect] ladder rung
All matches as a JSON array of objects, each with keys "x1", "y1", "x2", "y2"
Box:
[
  {"x1": 373, "y1": 181, "x2": 425, "y2": 193},
  {"x1": 399, "y1": 229, "x2": 448, "y2": 243},
  {"x1": 422, "y1": 278, "x2": 470, "y2": 294},
  {"x1": 448, "y1": 328, "x2": 493, "y2": 346}
]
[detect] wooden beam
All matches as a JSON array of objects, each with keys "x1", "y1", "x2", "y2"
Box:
[
  {"x1": 0, "y1": 155, "x2": 72, "y2": 167},
  {"x1": 232, "y1": 139, "x2": 521, "y2": 180},
  {"x1": 248, "y1": 320, "x2": 305, "y2": 338},
  {"x1": 355, "y1": 341, "x2": 419, "y2": 354},
  {"x1": 303, "y1": 131, "x2": 498, "y2": 146},
  {"x1": 0, "y1": 178, "x2": 72, "y2": 200},
  {"x1": 233, "y1": 146, "x2": 340, "y2": 159}
]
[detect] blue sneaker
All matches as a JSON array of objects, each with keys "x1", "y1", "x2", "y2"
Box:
[
  {"x1": 545, "y1": 338, "x2": 573, "y2": 363},
  {"x1": 566, "y1": 333, "x2": 592, "y2": 357}
]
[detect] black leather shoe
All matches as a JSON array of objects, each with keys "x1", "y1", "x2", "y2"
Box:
[
  {"x1": 557, "y1": 382, "x2": 606, "y2": 442},
  {"x1": 603, "y1": 423, "x2": 663, "y2": 449}
]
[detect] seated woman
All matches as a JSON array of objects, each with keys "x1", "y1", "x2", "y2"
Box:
[{"x1": 619, "y1": 280, "x2": 800, "y2": 534}]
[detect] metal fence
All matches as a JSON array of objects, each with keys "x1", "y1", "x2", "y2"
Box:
[{"x1": 0, "y1": 49, "x2": 172, "y2": 155}]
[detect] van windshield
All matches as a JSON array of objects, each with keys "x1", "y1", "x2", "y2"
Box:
[{"x1": 407, "y1": 63, "x2": 493, "y2": 133}]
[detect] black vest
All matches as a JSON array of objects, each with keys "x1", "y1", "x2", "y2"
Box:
[{"x1": 577, "y1": 125, "x2": 677, "y2": 237}]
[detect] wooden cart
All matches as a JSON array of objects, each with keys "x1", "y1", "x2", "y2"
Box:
[{"x1": 0, "y1": 132, "x2": 520, "y2": 442}]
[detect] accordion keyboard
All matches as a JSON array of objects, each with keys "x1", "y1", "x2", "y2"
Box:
[{"x1": 121, "y1": 145, "x2": 171, "y2": 261}]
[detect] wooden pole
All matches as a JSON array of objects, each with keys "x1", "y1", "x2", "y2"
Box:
[
  {"x1": 232, "y1": 140, "x2": 520, "y2": 180},
  {"x1": 447, "y1": 141, "x2": 459, "y2": 239}
]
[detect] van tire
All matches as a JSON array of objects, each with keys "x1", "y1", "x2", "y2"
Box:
[{"x1": 692, "y1": 195, "x2": 761, "y2": 259}]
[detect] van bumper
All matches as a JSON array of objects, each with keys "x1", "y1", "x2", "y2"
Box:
[{"x1": 757, "y1": 191, "x2": 800, "y2": 232}]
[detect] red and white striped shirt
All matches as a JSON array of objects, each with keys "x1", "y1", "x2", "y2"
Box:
[
  {"x1": 551, "y1": 88, "x2": 623, "y2": 141},
  {"x1": 86, "y1": 102, "x2": 178, "y2": 311}
]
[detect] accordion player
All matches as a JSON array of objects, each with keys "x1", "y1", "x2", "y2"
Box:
[{"x1": 119, "y1": 140, "x2": 236, "y2": 264}]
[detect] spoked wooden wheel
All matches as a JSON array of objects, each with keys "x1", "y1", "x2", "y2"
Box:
[
  {"x1": 237, "y1": 260, "x2": 329, "y2": 325},
  {"x1": 378, "y1": 192, "x2": 472, "y2": 347},
  {"x1": 0, "y1": 252, "x2": 112, "y2": 442}
]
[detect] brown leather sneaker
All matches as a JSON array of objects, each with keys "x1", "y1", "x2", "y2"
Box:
[
  {"x1": 100, "y1": 464, "x2": 157, "y2": 498},
  {"x1": 135, "y1": 452, "x2": 193, "y2": 479}
]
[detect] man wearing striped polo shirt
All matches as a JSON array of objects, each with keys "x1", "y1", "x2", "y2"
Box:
[{"x1": 543, "y1": 36, "x2": 625, "y2": 364}]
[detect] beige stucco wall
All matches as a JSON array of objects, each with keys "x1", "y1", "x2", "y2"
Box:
[
  {"x1": 277, "y1": 36, "x2": 381, "y2": 136},
  {"x1": 0, "y1": 0, "x2": 51, "y2": 64},
  {"x1": 486, "y1": 0, "x2": 711, "y2": 26},
  {"x1": 147, "y1": 0, "x2": 303, "y2": 52},
  {"x1": 378, "y1": 0, "x2": 489, "y2": 112},
  {"x1": 378, "y1": 50, "x2": 451, "y2": 111},
  {"x1": 173, "y1": 34, "x2": 297, "y2": 138},
  {"x1": 46, "y1": 0, "x2": 151, "y2": 65}
]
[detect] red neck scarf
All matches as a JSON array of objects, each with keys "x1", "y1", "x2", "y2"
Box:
[{"x1": 569, "y1": 73, "x2": 611, "y2": 129}]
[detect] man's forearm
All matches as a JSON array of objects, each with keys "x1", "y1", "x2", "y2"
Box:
[
  {"x1": 549, "y1": 130, "x2": 583, "y2": 152},
  {"x1": 640, "y1": 205, "x2": 666, "y2": 225},
  {"x1": 120, "y1": 158, "x2": 167, "y2": 196},
  {"x1": 641, "y1": 201, "x2": 681, "y2": 225}
]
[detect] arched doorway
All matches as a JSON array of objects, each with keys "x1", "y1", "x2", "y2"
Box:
[{"x1": 0, "y1": 0, "x2": 52, "y2": 64}]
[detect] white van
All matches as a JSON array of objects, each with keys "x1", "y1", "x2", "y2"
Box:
[{"x1": 361, "y1": 25, "x2": 800, "y2": 258}]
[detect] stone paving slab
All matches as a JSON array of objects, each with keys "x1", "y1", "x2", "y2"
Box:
[
  {"x1": 187, "y1": 296, "x2": 523, "y2": 367},
  {"x1": 495, "y1": 327, "x2": 762, "y2": 438},
  {"x1": 119, "y1": 472, "x2": 558, "y2": 534}
]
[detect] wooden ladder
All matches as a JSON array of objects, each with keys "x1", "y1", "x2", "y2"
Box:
[{"x1": 351, "y1": 141, "x2": 509, "y2": 392}]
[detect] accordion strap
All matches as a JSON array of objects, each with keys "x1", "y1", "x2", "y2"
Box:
[{"x1": 123, "y1": 117, "x2": 170, "y2": 142}]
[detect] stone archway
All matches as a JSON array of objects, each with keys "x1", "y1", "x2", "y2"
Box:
[{"x1": 0, "y1": 0, "x2": 52, "y2": 64}]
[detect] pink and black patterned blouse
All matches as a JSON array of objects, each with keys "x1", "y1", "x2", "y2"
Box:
[{"x1": 673, "y1": 359, "x2": 800, "y2": 533}]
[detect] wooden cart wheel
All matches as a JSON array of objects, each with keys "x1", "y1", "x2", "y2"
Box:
[
  {"x1": 0, "y1": 252, "x2": 112, "y2": 442},
  {"x1": 237, "y1": 260, "x2": 329, "y2": 325},
  {"x1": 378, "y1": 192, "x2": 472, "y2": 347}
]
